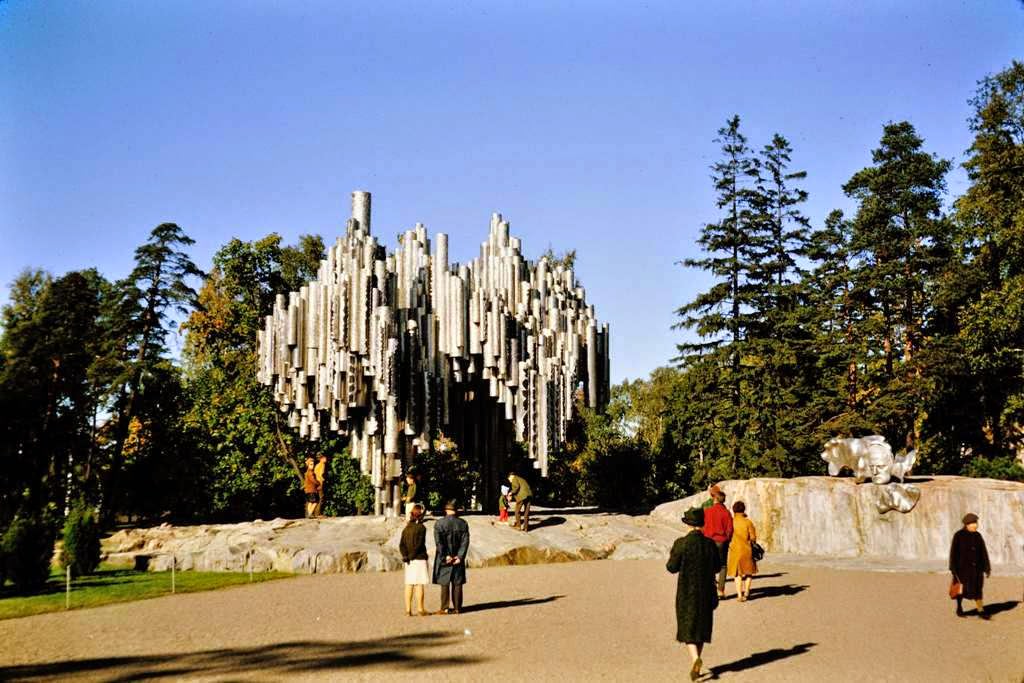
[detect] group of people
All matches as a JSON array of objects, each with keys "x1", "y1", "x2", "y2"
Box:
[
  {"x1": 302, "y1": 454, "x2": 328, "y2": 518},
  {"x1": 399, "y1": 500, "x2": 471, "y2": 616},
  {"x1": 668, "y1": 485, "x2": 760, "y2": 680},
  {"x1": 396, "y1": 469, "x2": 535, "y2": 616},
  {"x1": 669, "y1": 483, "x2": 996, "y2": 681}
]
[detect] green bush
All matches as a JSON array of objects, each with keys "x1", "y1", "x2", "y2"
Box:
[
  {"x1": 2, "y1": 514, "x2": 55, "y2": 592},
  {"x1": 61, "y1": 502, "x2": 102, "y2": 576},
  {"x1": 321, "y1": 452, "x2": 376, "y2": 516},
  {"x1": 964, "y1": 456, "x2": 1024, "y2": 482}
]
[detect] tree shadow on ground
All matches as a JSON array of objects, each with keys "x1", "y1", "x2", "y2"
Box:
[
  {"x1": 747, "y1": 584, "x2": 808, "y2": 600},
  {"x1": 706, "y1": 642, "x2": 816, "y2": 679},
  {"x1": 0, "y1": 570, "x2": 142, "y2": 599},
  {"x1": 0, "y1": 633, "x2": 485, "y2": 682},
  {"x1": 461, "y1": 595, "x2": 564, "y2": 613},
  {"x1": 527, "y1": 516, "x2": 566, "y2": 530}
]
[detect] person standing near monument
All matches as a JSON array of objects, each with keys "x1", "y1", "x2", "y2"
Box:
[
  {"x1": 702, "y1": 489, "x2": 733, "y2": 598},
  {"x1": 312, "y1": 454, "x2": 328, "y2": 517},
  {"x1": 400, "y1": 504, "x2": 429, "y2": 616},
  {"x1": 433, "y1": 500, "x2": 470, "y2": 614},
  {"x1": 302, "y1": 457, "x2": 318, "y2": 519},
  {"x1": 667, "y1": 507, "x2": 721, "y2": 681},
  {"x1": 949, "y1": 512, "x2": 992, "y2": 619},
  {"x1": 507, "y1": 471, "x2": 533, "y2": 532},
  {"x1": 401, "y1": 472, "x2": 419, "y2": 519}
]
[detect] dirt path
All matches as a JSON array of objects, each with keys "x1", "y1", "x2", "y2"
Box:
[{"x1": 1, "y1": 559, "x2": 1022, "y2": 681}]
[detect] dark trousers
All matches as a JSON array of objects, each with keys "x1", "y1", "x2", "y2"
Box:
[
  {"x1": 514, "y1": 498, "x2": 532, "y2": 531},
  {"x1": 715, "y1": 541, "x2": 729, "y2": 593},
  {"x1": 440, "y1": 583, "x2": 463, "y2": 612}
]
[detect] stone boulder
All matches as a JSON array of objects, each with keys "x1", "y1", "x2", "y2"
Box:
[{"x1": 651, "y1": 476, "x2": 1024, "y2": 567}]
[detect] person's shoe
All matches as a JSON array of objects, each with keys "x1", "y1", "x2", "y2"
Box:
[
  {"x1": 690, "y1": 657, "x2": 702, "y2": 681},
  {"x1": 979, "y1": 609, "x2": 991, "y2": 620},
  {"x1": 956, "y1": 607, "x2": 964, "y2": 617},
  {"x1": 434, "y1": 609, "x2": 448, "y2": 616},
  {"x1": 405, "y1": 611, "x2": 413, "y2": 617}
]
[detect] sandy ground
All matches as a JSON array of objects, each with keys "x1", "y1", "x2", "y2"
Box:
[{"x1": 0, "y1": 558, "x2": 1022, "y2": 682}]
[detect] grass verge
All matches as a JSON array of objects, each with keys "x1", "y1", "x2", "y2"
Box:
[{"x1": 0, "y1": 565, "x2": 293, "y2": 620}]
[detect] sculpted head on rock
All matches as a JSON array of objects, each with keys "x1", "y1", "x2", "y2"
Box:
[{"x1": 820, "y1": 435, "x2": 916, "y2": 484}]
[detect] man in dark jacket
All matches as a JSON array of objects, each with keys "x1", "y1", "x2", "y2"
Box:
[
  {"x1": 433, "y1": 500, "x2": 470, "y2": 614},
  {"x1": 949, "y1": 512, "x2": 992, "y2": 618}
]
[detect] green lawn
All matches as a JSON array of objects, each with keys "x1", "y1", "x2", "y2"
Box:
[{"x1": 0, "y1": 565, "x2": 294, "y2": 621}]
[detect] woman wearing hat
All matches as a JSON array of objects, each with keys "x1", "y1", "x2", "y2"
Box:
[
  {"x1": 949, "y1": 512, "x2": 991, "y2": 619},
  {"x1": 667, "y1": 506, "x2": 722, "y2": 681}
]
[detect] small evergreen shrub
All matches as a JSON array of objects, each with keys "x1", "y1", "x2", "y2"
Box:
[
  {"x1": 62, "y1": 502, "x2": 102, "y2": 576},
  {"x1": 1, "y1": 514, "x2": 55, "y2": 592}
]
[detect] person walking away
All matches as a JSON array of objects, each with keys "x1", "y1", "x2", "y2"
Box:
[
  {"x1": 312, "y1": 454, "x2": 328, "y2": 517},
  {"x1": 727, "y1": 500, "x2": 757, "y2": 601},
  {"x1": 703, "y1": 489, "x2": 733, "y2": 598},
  {"x1": 302, "y1": 457, "x2": 318, "y2": 518},
  {"x1": 498, "y1": 484, "x2": 510, "y2": 522},
  {"x1": 508, "y1": 471, "x2": 533, "y2": 532},
  {"x1": 433, "y1": 500, "x2": 470, "y2": 614},
  {"x1": 400, "y1": 504, "x2": 429, "y2": 616},
  {"x1": 702, "y1": 484, "x2": 722, "y2": 510},
  {"x1": 401, "y1": 473, "x2": 418, "y2": 519},
  {"x1": 950, "y1": 512, "x2": 991, "y2": 619},
  {"x1": 667, "y1": 507, "x2": 721, "y2": 681}
]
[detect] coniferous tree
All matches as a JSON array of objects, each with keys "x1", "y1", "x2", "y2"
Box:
[
  {"x1": 952, "y1": 61, "x2": 1024, "y2": 462},
  {"x1": 842, "y1": 122, "x2": 951, "y2": 451}
]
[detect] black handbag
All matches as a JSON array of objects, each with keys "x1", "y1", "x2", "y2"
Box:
[{"x1": 751, "y1": 541, "x2": 765, "y2": 561}]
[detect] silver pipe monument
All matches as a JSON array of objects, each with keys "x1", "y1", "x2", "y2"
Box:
[{"x1": 257, "y1": 191, "x2": 610, "y2": 515}]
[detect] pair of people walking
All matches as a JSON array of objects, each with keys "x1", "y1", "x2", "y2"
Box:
[
  {"x1": 703, "y1": 485, "x2": 758, "y2": 601},
  {"x1": 399, "y1": 500, "x2": 470, "y2": 616}
]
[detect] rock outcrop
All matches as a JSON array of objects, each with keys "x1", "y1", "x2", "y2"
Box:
[
  {"x1": 652, "y1": 476, "x2": 1024, "y2": 567},
  {"x1": 103, "y1": 512, "x2": 681, "y2": 574},
  {"x1": 103, "y1": 476, "x2": 1024, "y2": 575}
]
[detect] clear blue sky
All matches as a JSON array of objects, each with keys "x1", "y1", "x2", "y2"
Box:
[{"x1": 1, "y1": 1, "x2": 1021, "y2": 381}]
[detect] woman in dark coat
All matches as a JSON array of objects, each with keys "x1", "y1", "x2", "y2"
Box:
[
  {"x1": 667, "y1": 506, "x2": 722, "y2": 681},
  {"x1": 399, "y1": 504, "x2": 429, "y2": 616},
  {"x1": 949, "y1": 512, "x2": 991, "y2": 618}
]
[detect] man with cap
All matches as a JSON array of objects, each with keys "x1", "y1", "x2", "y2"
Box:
[
  {"x1": 702, "y1": 484, "x2": 722, "y2": 510},
  {"x1": 949, "y1": 512, "x2": 992, "y2": 618},
  {"x1": 667, "y1": 507, "x2": 722, "y2": 681},
  {"x1": 433, "y1": 500, "x2": 470, "y2": 614},
  {"x1": 702, "y1": 488, "x2": 733, "y2": 598}
]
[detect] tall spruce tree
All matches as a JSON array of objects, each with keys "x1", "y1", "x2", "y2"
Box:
[
  {"x1": 952, "y1": 60, "x2": 1024, "y2": 462},
  {"x1": 675, "y1": 115, "x2": 763, "y2": 475},
  {"x1": 842, "y1": 121, "x2": 951, "y2": 450},
  {"x1": 104, "y1": 223, "x2": 202, "y2": 517}
]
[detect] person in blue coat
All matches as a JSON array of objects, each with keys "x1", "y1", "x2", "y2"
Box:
[{"x1": 433, "y1": 500, "x2": 470, "y2": 614}]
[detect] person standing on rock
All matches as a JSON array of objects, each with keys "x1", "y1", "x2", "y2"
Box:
[
  {"x1": 400, "y1": 504, "x2": 429, "y2": 616},
  {"x1": 727, "y1": 500, "x2": 757, "y2": 601},
  {"x1": 949, "y1": 512, "x2": 991, "y2": 619},
  {"x1": 401, "y1": 472, "x2": 419, "y2": 519},
  {"x1": 302, "y1": 457, "x2": 319, "y2": 518},
  {"x1": 433, "y1": 500, "x2": 470, "y2": 614},
  {"x1": 702, "y1": 489, "x2": 733, "y2": 598},
  {"x1": 312, "y1": 454, "x2": 328, "y2": 517},
  {"x1": 508, "y1": 471, "x2": 533, "y2": 532},
  {"x1": 667, "y1": 507, "x2": 721, "y2": 681}
]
